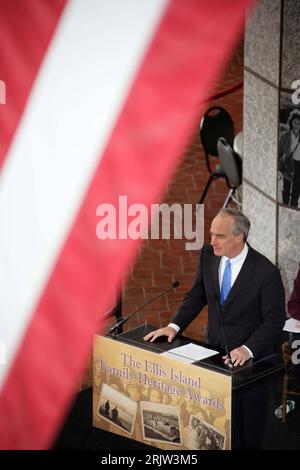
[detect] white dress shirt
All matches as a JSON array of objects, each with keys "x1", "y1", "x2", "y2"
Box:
[
  {"x1": 169, "y1": 243, "x2": 254, "y2": 357},
  {"x1": 219, "y1": 243, "x2": 248, "y2": 288}
]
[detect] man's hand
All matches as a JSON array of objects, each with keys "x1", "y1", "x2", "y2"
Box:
[
  {"x1": 222, "y1": 345, "x2": 251, "y2": 367},
  {"x1": 143, "y1": 326, "x2": 177, "y2": 343}
]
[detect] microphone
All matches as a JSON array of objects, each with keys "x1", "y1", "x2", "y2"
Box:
[
  {"x1": 106, "y1": 281, "x2": 180, "y2": 336},
  {"x1": 214, "y1": 295, "x2": 233, "y2": 369}
]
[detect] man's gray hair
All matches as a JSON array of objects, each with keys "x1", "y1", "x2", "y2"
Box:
[{"x1": 217, "y1": 208, "x2": 250, "y2": 242}]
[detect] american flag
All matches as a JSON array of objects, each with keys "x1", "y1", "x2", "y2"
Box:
[{"x1": 0, "y1": 0, "x2": 252, "y2": 449}]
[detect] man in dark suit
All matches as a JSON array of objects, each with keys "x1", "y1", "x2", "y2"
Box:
[{"x1": 144, "y1": 208, "x2": 285, "y2": 448}]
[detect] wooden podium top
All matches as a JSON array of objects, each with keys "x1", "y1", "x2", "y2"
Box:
[{"x1": 111, "y1": 324, "x2": 284, "y2": 391}]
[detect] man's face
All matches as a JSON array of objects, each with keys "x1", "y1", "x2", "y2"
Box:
[
  {"x1": 210, "y1": 215, "x2": 243, "y2": 258},
  {"x1": 127, "y1": 385, "x2": 140, "y2": 401}
]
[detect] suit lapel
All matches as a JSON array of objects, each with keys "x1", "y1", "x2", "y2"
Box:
[
  {"x1": 212, "y1": 254, "x2": 221, "y2": 301},
  {"x1": 223, "y1": 245, "x2": 256, "y2": 306}
]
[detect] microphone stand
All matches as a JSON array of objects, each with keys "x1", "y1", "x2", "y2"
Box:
[
  {"x1": 106, "y1": 281, "x2": 180, "y2": 337},
  {"x1": 214, "y1": 297, "x2": 233, "y2": 369}
]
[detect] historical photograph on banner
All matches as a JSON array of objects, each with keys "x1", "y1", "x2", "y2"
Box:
[
  {"x1": 140, "y1": 401, "x2": 181, "y2": 446},
  {"x1": 186, "y1": 414, "x2": 226, "y2": 450},
  {"x1": 93, "y1": 335, "x2": 232, "y2": 450},
  {"x1": 278, "y1": 92, "x2": 300, "y2": 208},
  {"x1": 97, "y1": 383, "x2": 137, "y2": 435}
]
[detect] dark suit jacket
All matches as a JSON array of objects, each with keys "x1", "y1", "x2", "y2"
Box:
[{"x1": 172, "y1": 244, "x2": 286, "y2": 358}]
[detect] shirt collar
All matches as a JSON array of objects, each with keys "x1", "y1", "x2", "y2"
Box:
[{"x1": 223, "y1": 243, "x2": 248, "y2": 266}]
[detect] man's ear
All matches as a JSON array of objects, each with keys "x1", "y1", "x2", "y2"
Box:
[{"x1": 236, "y1": 233, "x2": 244, "y2": 244}]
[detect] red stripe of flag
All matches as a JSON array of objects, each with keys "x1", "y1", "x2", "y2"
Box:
[
  {"x1": 0, "y1": 0, "x2": 67, "y2": 169},
  {"x1": 0, "y1": 0, "x2": 253, "y2": 449}
]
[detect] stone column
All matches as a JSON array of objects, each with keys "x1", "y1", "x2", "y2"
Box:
[{"x1": 243, "y1": 0, "x2": 300, "y2": 294}]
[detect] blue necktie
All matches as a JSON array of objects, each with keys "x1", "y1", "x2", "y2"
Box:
[{"x1": 220, "y1": 259, "x2": 232, "y2": 305}]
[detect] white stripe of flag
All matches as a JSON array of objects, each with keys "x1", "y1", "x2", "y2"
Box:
[
  {"x1": 0, "y1": 0, "x2": 168, "y2": 394},
  {"x1": 0, "y1": 0, "x2": 253, "y2": 449}
]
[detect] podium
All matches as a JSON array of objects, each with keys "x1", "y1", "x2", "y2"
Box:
[{"x1": 93, "y1": 325, "x2": 284, "y2": 450}]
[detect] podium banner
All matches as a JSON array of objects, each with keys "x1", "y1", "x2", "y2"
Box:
[{"x1": 93, "y1": 335, "x2": 232, "y2": 450}]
